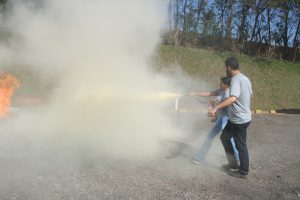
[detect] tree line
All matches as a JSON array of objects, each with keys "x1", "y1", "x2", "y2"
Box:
[
  {"x1": 0, "y1": 0, "x2": 299, "y2": 61},
  {"x1": 166, "y1": 0, "x2": 300, "y2": 61}
]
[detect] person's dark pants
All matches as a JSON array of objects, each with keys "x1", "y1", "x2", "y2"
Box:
[{"x1": 220, "y1": 120, "x2": 251, "y2": 175}]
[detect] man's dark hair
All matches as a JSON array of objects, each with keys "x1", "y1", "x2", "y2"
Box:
[
  {"x1": 220, "y1": 77, "x2": 231, "y2": 86},
  {"x1": 225, "y1": 57, "x2": 239, "y2": 70}
]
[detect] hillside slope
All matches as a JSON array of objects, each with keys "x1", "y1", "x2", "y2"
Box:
[{"x1": 156, "y1": 45, "x2": 300, "y2": 110}]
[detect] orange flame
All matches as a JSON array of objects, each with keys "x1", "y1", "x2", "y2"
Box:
[{"x1": 0, "y1": 73, "x2": 20, "y2": 117}]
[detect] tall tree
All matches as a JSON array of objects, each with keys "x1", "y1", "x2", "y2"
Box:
[
  {"x1": 202, "y1": 7, "x2": 218, "y2": 36},
  {"x1": 182, "y1": 0, "x2": 189, "y2": 33},
  {"x1": 282, "y1": 1, "x2": 292, "y2": 48},
  {"x1": 225, "y1": 0, "x2": 234, "y2": 38},
  {"x1": 174, "y1": 0, "x2": 180, "y2": 46},
  {"x1": 237, "y1": 0, "x2": 251, "y2": 46},
  {"x1": 266, "y1": 0, "x2": 272, "y2": 53},
  {"x1": 195, "y1": 0, "x2": 207, "y2": 32},
  {"x1": 250, "y1": 0, "x2": 266, "y2": 42},
  {"x1": 292, "y1": 1, "x2": 300, "y2": 60},
  {"x1": 215, "y1": 0, "x2": 229, "y2": 36}
]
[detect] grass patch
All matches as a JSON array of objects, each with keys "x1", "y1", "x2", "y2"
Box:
[
  {"x1": 156, "y1": 45, "x2": 300, "y2": 110},
  {"x1": 6, "y1": 44, "x2": 300, "y2": 110}
]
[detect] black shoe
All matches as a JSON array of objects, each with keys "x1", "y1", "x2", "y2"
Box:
[
  {"x1": 228, "y1": 170, "x2": 248, "y2": 179},
  {"x1": 221, "y1": 164, "x2": 239, "y2": 171}
]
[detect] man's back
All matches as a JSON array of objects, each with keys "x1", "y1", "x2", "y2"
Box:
[{"x1": 228, "y1": 73, "x2": 253, "y2": 124}]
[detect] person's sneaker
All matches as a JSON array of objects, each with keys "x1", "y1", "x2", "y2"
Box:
[
  {"x1": 192, "y1": 157, "x2": 208, "y2": 165},
  {"x1": 221, "y1": 164, "x2": 239, "y2": 171},
  {"x1": 192, "y1": 159, "x2": 201, "y2": 164},
  {"x1": 228, "y1": 170, "x2": 248, "y2": 179}
]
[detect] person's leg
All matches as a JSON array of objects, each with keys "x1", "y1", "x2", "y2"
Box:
[
  {"x1": 195, "y1": 116, "x2": 223, "y2": 161},
  {"x1": 232, "y1": 122, "x2": 251, "y2": 175},
  {"x1": 220, "y1": 120, "x2": 238, "y2": 167},
  {"x1": 222, "y1": 116, "x2": 239, "y2": 161},
  {"x1": 221, "y1": 116, "x2": 239, "y2": 161},
  {"x1": 230, "y1": 138, "x2": 239, "y2": 161},
  {"x1": 221, "y1": 115, "x2": 228, "y2": 130}
]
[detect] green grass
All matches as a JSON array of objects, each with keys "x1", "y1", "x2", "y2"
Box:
[
  {"x1": 7, "y1": 44, "x2": 300, "y2": 110},
  {"x1": 156, "y1": 45, "x2": 300, "y2": 110}
]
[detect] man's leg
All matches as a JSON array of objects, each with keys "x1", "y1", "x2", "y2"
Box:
[
  {"x1": 221, "y1": 116, "x2": 239, "y2": 161},
  {"x1": 232, "y1": 122, "x2": 251, "y2": 175},
  {"x1": 220, "y1": 120, "x2": 238, "y2": 167}
]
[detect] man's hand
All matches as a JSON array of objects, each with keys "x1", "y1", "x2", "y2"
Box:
[{"x1": 208, "y1": 107, "x2": 218, "y2": 117}]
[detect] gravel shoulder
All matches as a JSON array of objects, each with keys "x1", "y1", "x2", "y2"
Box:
[{"x1": 0, "y1": 113, "x2": 299, "y2": 200}]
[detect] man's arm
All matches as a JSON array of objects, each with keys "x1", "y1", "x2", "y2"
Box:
[
  {"x1": 209, "y1": 96, "x2": 237, "y2": 115},
  {"x1": 188, "y1": 91, "x2": 217, "y2": 97}
]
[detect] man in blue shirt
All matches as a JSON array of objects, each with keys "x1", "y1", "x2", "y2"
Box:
[{"x1": 189, "y1": 77, "x2": 239, "y2": 164}]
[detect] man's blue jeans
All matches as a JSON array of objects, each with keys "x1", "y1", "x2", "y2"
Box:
[{"x1": 195, "y1": 115, "x2": 239, "y2": 161}]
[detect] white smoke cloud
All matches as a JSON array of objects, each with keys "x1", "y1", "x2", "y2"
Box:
[{"x1": 0, "y1": 0, "x2": 189, "y2": 159}]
